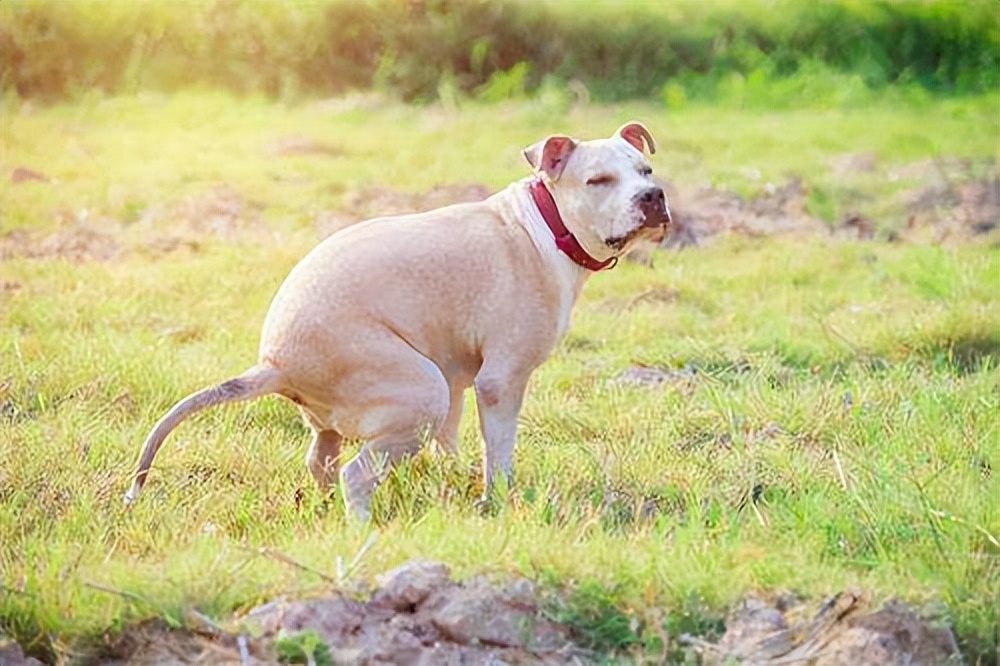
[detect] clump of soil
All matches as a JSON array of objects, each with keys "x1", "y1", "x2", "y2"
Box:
[
  {"x1": 903, "y1": 173, "x2": 1000, "y2": 242},
  {"x1": 10, "y1": 166, "x2": 52, "y2": 183},
  {"x1": 247, "y1": 560, "x2": 578, "y2": 665},
  {"x1": 0, "y1": 638, "x2": 44, "y2": 666},
  {"x1": 690, "y1": 589, "x2": 962, "y2": 666},
  {"x1": 99, "y1": 560, "x2": 582, "y2": 665}
]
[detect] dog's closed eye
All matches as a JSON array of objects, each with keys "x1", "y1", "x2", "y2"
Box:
[{"x1": 586, "y1": 174, "x2": 616, "y2": 186}]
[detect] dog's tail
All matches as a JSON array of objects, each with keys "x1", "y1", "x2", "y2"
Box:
[{"x1": 123, "y1": 364, "x2": 284, "y2": 505}]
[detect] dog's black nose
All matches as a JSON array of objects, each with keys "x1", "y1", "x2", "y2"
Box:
[
  {"x1": 638, "y1": 186, "x2": 671, "y2": 230},
  {"x1": 640, "y1": 186, "x2": 666, "y2": 208}
]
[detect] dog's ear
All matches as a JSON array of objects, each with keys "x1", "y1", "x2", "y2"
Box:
[
  {"x1": 523, "y1": 135, "x2": 578, "y2": 181},
  {"x1": 615, "y1": 121, "x2": 656, "y2": 155}
]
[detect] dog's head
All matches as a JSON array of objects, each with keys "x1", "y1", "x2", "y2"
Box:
[{"x1": 523, "y1": 121, "x2": 671, "y2": 262}]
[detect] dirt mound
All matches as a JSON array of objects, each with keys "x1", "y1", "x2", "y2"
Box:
[
  {"x1": 315, "y1": 182, "x2": 493, "y2": 238},
  {"x1": 102, "y1": 560, "x2": 581, "y2": 665},
  {"x1": 903, "y1": 175, "x2": 1000, "y2": 241},
  {"x1": 0, "y1": 184, "x2": 274, "y2": 263},
  {"x1": 658, "y1": 177, "x2": 826, "y2": 249},
  {"x1": 245, "y1": 560, "x2": 578, "y2": 665},
  {"x1": 0, "y1": 217, "x2": 122, "y2": 263},
  {"x1": 689, "y1": 589, "x2": 962, "y2": 666},
  {"x1": 649, "y1": 155, "x2": 998, "y2": 251}
]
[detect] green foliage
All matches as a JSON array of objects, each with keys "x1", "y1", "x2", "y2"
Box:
[
  {"x1": 545, "y1": 580, "x2": 640, "y2": 654},
  {"x1": 275, "y1": 629, "x2": 334, "y2": 665},
  {"x1": 475, "y1": 61, "x2": 531, "y2": 103},
  {"x1": 1, "y1": 0, "x2": 997, "y2": 104}
]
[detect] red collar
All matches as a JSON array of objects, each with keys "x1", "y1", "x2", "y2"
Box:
[{"x1": 529, "y1": 178, "x2": 617, "y2": 271}]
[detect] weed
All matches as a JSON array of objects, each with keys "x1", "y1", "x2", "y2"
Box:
[{"x1": 275, "y1": 629, "x2": 334, "y2": 665}]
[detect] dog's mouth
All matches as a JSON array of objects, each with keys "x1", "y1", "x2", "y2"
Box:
[
  {"x1": 641, "y1": 207, "x2": 672, "y2": 244},
  {"x1": 604, "y1": 190, "x2": 672, "y2": 250}
]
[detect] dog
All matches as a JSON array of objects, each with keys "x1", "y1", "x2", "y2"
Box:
[{"x1": 124, "y1": 121, "x2": 671, "y2": 520}]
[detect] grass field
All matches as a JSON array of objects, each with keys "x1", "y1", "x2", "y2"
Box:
[{"x1": 1, "y1": 93, "x2": 998, "y2": 663}]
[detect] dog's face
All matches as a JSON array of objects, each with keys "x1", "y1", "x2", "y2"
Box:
[{"x1": 523, "y1": 122, "x2": 672, "y2": 258}]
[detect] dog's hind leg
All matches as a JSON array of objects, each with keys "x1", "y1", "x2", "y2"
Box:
[
  {"x1": 337, "y1": 347, "x2": 450, "y2": 521},
  {"x1": 433, "y1": 385, "x2": 467, "y2": 456}
]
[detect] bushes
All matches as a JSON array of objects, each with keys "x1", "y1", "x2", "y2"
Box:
[{"x1": 1, "y1": 0, "x2": 996, "y2": 103}]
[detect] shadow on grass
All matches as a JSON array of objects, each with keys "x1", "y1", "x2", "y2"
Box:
[
  {"x1": 909, "y1": 333, "x2": 1000, "y2": 376},
  {"x1": 726, "y1": 330, "x2": 1000, "y2": 379}
]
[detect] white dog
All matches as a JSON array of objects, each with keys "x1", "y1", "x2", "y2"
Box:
[{"x1": 125, "y1": 122, "x2": 671, "y2": 519}]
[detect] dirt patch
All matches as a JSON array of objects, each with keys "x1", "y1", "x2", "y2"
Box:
[
  {"x1": 0, "y1": 184, "x2": 275, "y2": 263},
  {"x1": 657, "y1": 176, "x2": 827, "y2": 249},
  {"x1": 0, "y1": 218, "x2": 122, "y2": 262},
  {"x1": 903, "y1": 175, "x2": 1000, "y2": 241},
  {"x1": 101, "y1": 618, "x2": 243, "y2": 666},
  {"x1": 10, "y1": 166, "x2": 52, "y2": 184},
  {"x1": 689, "y1": 589, "x2": 962, "y2": 666},
  {"x1": 267, "y1": 134, "x2": 346, "y2": 158},
  {"x1": 650, "y1": 155, "x2": 998, "y2": 250},
  {"x1": 612, "y1": 362, "x2": 698, "y2": 390},
  {"x1": 315, "y1": 182, "x2": 493, "y2": 238},
  {"x1": 886, "y1": 156, "x2": 998, "y2": 243},
  {"x1": 246, "y1": 560, "x2": 578, "y2": 665},
  {"x1": 135, "y1": 183, "x2": 273, "y2": 246}
]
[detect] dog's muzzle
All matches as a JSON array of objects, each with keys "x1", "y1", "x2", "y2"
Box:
[{"x1": 638, "y1": 186, "x2": 672, "y2": 242}]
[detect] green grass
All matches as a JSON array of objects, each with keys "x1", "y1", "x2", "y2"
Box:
[{"x1": 1, "y1": 93, "x2": 998, "y2": 664}]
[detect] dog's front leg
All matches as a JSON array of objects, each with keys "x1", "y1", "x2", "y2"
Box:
[{"x1": 473, "y1": 369, "x2": 530, "y2": 502}]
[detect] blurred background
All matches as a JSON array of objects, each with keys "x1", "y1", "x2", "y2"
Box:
[{"x1": 2, "y1": 0, "x2": 997, "y2": 108}]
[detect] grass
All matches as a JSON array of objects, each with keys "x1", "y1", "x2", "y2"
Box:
[{"x1": 1, "y1": 92, "x2": 998, "y2": 664}]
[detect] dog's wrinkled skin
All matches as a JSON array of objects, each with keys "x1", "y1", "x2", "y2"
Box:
[{"x1": 124, "y1": 122, "x2": 671, "y2": 520}]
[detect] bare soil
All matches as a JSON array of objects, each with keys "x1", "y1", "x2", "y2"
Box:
[
  {"x1": 658, "y1": 158, "x2": 998, "y2": 249},
  {"x1": 692, "y1": 589, "x2": 961, "y2": 666}
]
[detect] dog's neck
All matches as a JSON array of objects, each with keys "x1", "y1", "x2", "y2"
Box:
[
  {"x1": 510, "y1": 180, "x2": 586, "y2": 271},
  {"x1": 501, "y1": 178, "x2": 595, "y2": 337}
]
